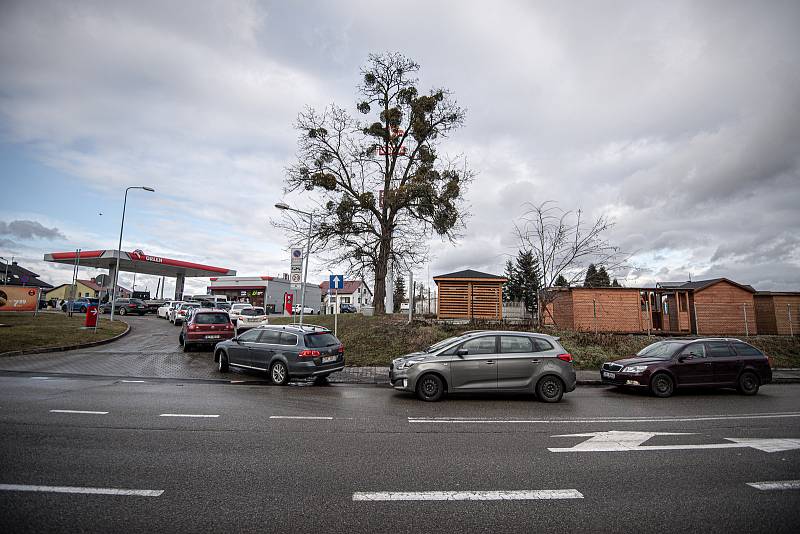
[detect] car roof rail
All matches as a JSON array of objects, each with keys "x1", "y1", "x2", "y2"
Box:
[{"x1": 282, "y1": 322, "x2": 330, "y2": 331}]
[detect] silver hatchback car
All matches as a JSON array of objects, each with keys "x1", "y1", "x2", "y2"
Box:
[{"x1": 389, "y1": 331, "x2": 577, "y2": 402}]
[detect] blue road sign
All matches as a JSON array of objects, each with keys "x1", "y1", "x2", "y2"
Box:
[{"x1": 329, "y1": 274, "x2": 344, "y2": 290}]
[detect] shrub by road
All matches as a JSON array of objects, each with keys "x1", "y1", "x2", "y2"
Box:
[
  {"x1": 0, "y1": 312, "x2": 128, "y2": 354},
  {"x1": 270, "y1": 314, "x2": 800, "y2": 369}
]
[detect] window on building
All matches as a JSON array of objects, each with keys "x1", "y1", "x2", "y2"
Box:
[{"x1": 679, "y1": 293, "x2": 688, "y2": 312}]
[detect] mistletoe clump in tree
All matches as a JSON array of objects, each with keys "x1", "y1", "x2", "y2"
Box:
[{"x1": 276, "y1": 52, "x2": 472, "y2": 314}]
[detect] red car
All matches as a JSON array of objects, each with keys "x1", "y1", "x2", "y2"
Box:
[{"x1": 179, "y1": 310, "x2": 235, "y2": 352}]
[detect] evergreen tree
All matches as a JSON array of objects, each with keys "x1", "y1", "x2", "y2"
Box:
[
  {"x1": 611, "y1": 278, "x2": 621, "y2": 287},
  {"x1": 554, "y1": 274, "x2": 569, "y2": 287},
  {"x1": 502, "y1": 258, "x2": 522, "y2": 302},
  {"x1": 393, "y1": 276, "x2": 406, "y2": 313},
  {"x1": 515, "y1": 249, "x2": 541, "y2": 316},
  {"x1": 584, "y1": 263, "x2": 598, "y2": 287},
  {"x1": 597, "y1": 265, "x2": 611, "y2": 287}
]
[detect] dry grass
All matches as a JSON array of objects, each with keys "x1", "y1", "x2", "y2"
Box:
[
  {"x1": 269, "y1": 314, "x2": 800, "y2": 369},
  {"x1": 0, "y1": 311, "x2": 129, "y2": 354}
]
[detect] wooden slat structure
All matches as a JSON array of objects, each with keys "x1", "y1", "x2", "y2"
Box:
[{"x1": 434, "y1": 269, "x2": 506, "y2": 320}]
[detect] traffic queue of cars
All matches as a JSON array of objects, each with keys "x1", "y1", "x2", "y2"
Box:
[{"x1": 150, "y1": 298, "x2": 774, "y2": 403}]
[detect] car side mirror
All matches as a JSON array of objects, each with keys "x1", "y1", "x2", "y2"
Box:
[{"x1": 456, "y1": 348, "x2": 468, "y2": 358}]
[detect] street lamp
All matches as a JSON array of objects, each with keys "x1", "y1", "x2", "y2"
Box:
[
  {"x1": 275, "y1": 202, "x2": 314, "y2": 326},
  {"x1": 0, "y1": 256, "x2": 11, "y2": 285},
  {"x1": 110, "y1": 186, "x2": 154, "y2": 321}
]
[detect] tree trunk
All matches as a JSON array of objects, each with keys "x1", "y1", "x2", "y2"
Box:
[{"x1": 372, "y1": 233, "x2": 392, "y2": 314}]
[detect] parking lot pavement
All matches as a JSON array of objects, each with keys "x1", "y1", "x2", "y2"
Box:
[{"x1": 1, "y1": 375, "x2": 798, "y2": 533}]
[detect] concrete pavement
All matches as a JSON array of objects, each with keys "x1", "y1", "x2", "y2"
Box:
[{"x1": 1, "y1": 375, "x2": 798, "y2": 533}]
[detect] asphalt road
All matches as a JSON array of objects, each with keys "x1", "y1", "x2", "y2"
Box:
[{"x1": 1, "y1": 374, "x2": 798, "y2": 533}]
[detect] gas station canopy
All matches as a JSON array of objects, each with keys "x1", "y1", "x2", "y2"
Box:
[{"x1": 44, "y1": 249, "x2": 236, "y2": 278}]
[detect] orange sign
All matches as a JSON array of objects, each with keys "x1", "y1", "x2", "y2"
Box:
[{"x1": 0, "y1": 286, "x2": 40, "y2": 312}]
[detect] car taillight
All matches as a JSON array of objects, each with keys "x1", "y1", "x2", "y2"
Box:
[
  {"x1": 337, "y1": 344, "x2": 344, "y2": 353},
  {"x1": 557, "y1": 353, "x2": 573, "y2": 363},
  {"x1": 225, "y1": 323, "x2": 233, "y2": 330},
  {"x1": 188, "y1": 323, "x2": 197, "y2": 331},
  {"x1": 767, "y1": 355, "x2": 773, "y2": 368},
  {"x1": 299, "y1": 349, "x2": 321, "y2": 358}
]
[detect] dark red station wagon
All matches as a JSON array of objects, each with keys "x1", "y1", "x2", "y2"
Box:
[
  {"x1": 601, "y1": 338, "x2": 772, "y2": 397},
  {"x1": 179, "y1": 310, "x2": 235, "y2": 352}
]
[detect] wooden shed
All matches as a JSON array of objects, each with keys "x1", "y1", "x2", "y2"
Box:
[
  {"x1": 754, "y1": 292, "x2": 800, "y2": 335},
  {"x1": 684, "y1": 278, "x2": 757, "y2": 335},
  {"x1": 433, "y1": 269, "x2": 506, "y2": 320},
  {"x1": 544, "y1": 287, "x2": 646, "y2": 333}
]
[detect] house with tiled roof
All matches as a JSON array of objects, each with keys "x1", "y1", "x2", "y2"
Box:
[{"x1": 319, "y1": 279, "x2": 372, "y2": 313}]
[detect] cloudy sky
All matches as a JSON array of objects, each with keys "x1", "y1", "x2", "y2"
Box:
[{"x1": 1, "y1": 0, "x2": 798, "y2": 297}]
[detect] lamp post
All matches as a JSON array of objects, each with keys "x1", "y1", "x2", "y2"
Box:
[
  {"x1": 110, "y1": 186, "x2": 154, "y2": 321},
  {"x1": 275, "y1": 202, "x2": 314, "y2": 326},
  {"x1": 0, "y1": 256, "x2": 11, "y2": 285}
]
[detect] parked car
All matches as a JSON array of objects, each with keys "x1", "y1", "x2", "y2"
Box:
[
  {"x1": 228, "y1": 303, "x2": 253, "y2": 321},
  {"x1": 61, "y1": 297, "x2": 99, "y2": 313},
  {"x1": 215, "y1": 302, "x2": 232, "y2": 311},
  {"x1": 157, "y1": 301, "x2": 177, "y2": 319},
  {"x1": 339, "y1": 303, "x2": 357, "y2": 313},
  {"x1": 100, "y1": 298, "x2": 147, "y2": 316},
  {"x1": 213, "y1": 325, "x2": 345, "y2": 385},
  {"x1": 600, "y1": 338, "x2": 772, "y2": 397},
  {"x1": 171, "y1": 302, "x2": 200, "y2": 325},
  {"x1": 236, "y1": 306, "x2": 269, "y2": 331},
  {"x1": 389, "y1": 331, "x2": 576, "y2": 402},
  {"x1": 292, "y1": 304, "x2": 315, "y2": 315},
  {"x1": 178, "y1": 310, "x2": 235, "y2": 351}
]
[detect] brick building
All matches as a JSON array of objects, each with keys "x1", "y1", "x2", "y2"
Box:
[
  {"x1": 754, "y1": 292, "x2": 800, "y2": 335},
  {"x1": 544, "y1": 278, "x2": 760, "y2": 335}
]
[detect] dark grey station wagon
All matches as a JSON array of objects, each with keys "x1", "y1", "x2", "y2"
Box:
[
  {"x1": 214, "y1": 324, "x2": 345, "y2": 385},
  {"x1": 389, "y1": 331, "x2": 577, "y2": 402}
]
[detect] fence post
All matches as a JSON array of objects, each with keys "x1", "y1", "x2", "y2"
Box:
[
  {"x1": 789, "y1": 304, "x2": 794, "y2": 337},
  {"x1": 693, "y1": 302, "x2": 699, "y2": 335},
  {"x1": 593, "y1": 299, "x2": 597, "y2": 334},
  {"x1": 742, "y1": 303, "x2": 749, "y2": 337}
]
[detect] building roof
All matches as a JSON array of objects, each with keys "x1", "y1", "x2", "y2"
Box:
[
  {"x1": 0, "y1": 261, "x2": 53, "y2": 288},
  {"x1": 319, "y1": 279, "x2": 372, "y2": 295},
  {"x1": 77, "y1": 278, "x2": 102, "y2": 291},
  {"x1": 678, "y1": 278, "x2": 755, "y2": 293},
  {"x1": 433, "y1": 269, "x2": 506, "y2": 281},
  {"x1": 754, "y1": 291, "x2": 800, "y2": 297}
]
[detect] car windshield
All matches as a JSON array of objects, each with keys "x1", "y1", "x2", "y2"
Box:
[
  {"x1": 425, "y1": 336, "x2": 464, "y2": 353},
  {"x1": 130, "y1": 299, "x2": 145, "y2": 305},
  {"x1": 194, "y1": 313, "x2": 230, "y2": 325},
  {"x1": 636, "y1": 341, "x2": 684, "y2": 358},
  {"x1": 304, "y1": 332, "x2": 339, "y2": 348},
  {"x1": 183, "y1": 303, "x2": 200, "y2": 309},
  {"x1": 240, "y1": 308, "x2": 264, "y2": 316}
]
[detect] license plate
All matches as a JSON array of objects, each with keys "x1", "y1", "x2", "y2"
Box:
[
  {"x1": 206, "y1": 335, "x2": 220, "y2": 339},
  {"x1": 321, "y1": 355, "x2": 337, "y2": 364},
  {"x1": 602, "y1": 371, "x2": 615, "y2": 379}
]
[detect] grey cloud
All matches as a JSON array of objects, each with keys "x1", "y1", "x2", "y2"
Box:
[
  {"x1": 1, "y1": 0, "x2": 799, "y2": 292},
  {"x1": 0, "y1": 220, "x2": 66, "y2": 240}
]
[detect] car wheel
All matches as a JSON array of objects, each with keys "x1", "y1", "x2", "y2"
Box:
[
  {"x1": 650, "y1": 372, "x2": 675, "y2": 398},
  {"x1": 271, "y1": 361, "x2": 289, "y2": 386},
  {"x1": 536, "y1": 375, "x2": 564, "y2": 403},
  {"x1": 217, "y1": 350, "x2": 229, "y2": 372},
  {"x1": 416, "y1": 373, "x2": 444, "y2": 402},
  {"x1": 119, "y1": 308, "x2": 127, "y2": 316},
  {"x1": 737, "y1": 371, "x2": 760, "y2": 395}
]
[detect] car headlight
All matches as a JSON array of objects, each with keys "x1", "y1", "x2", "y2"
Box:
[
  {"x1": 399, "y1": 360, "x2": 422, "y2": 370},
  {"x1": 622, "y1": 365, "x2": 648, "y2": 374}
]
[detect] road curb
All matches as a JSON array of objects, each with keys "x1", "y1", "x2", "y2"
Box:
[{"x1": 0, "y1": 321, "x2": 131, "y2": 358}]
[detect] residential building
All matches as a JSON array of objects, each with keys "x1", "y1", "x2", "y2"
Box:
[
  {"x1": 319, "y1": 279, "x2": 373, "y2": 313},
  {"x1": 0, "y1": 260, "x2": 53, "y2": 289}
]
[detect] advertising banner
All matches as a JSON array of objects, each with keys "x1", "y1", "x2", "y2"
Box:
[{"x1": 0, "y1": 286, "x2": 40, "y2": 312}]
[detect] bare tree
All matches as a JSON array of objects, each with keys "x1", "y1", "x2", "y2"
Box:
[
  {"x1": 513, "y1": 201, "x2": 626, "y2": 326},
  {"x1": 273, "y1": 52, "x2": 472, "y2": 313}
]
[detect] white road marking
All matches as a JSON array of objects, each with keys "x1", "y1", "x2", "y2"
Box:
[
  {"x1": 30, "y1": 377, "x2": 51, "y2": 380},
  {"x1": 50, "y1": 410, "x2": 108, "y2": 415},
  {"x1": 353, "y1": 490, "x2": 583, "y2": 501},
  {"x1": 408, "y1": 412, "x2": 800, "y2": 424},
  {"x1": 269, "y1": 416, "x2": 334, "y2": 420},
  {"x1": 121, "y1": 380, "x2": 146, "y2": 383},
  {"x1": 0, "y1": 484, "x2": 163, "y2": 497},
  {"x1": 158, "y1": 414, "x2": 219, "y2": 418},
  {"x1": 747, "y1": 480, "x2": 800, "y2": 491},
  {"x1": 548, "y1": 431, "x2": 800, "y2": 453}
]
